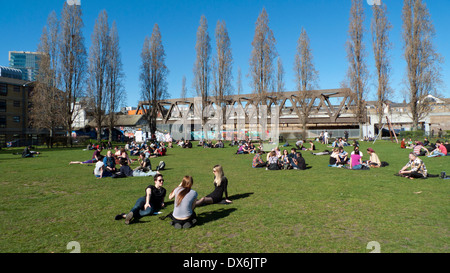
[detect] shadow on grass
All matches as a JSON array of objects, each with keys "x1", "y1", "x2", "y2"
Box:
[
  {"x1": 228, "y1": 192, "x2": 254, "y2": 201},
  {"x1": 196, "y1": 208, "x2": 237, "y2": 226}
]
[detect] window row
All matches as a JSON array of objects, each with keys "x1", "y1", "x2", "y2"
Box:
[
  {"x1": 0, "y1": 115, "x2": 21, "y2": 128},
  {"x1": 0, "y1": 99, "x2": 22, "y2": 112}
]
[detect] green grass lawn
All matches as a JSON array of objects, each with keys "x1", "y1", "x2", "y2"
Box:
[{"x1": 0, "y1": 140, "x2": 449, "y2": 253}]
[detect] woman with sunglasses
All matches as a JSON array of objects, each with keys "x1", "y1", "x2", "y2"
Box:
[
  {"x1": 196, "y1": 165, "x2": 232, "y2": 206},
  {"x1": 115, "y1": 174, "x2": 166, "y2": 224}
]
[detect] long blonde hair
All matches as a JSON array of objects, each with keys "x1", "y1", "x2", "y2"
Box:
[{"x1": 213, "y1": 165, "x2": 224, "y2": 186}]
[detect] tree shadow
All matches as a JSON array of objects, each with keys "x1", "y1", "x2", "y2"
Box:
[{"x1": 196, "y1": 208, "x2": 237, "y2": 226}]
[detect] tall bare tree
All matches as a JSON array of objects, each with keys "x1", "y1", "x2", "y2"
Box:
[
  {"x1": 59, "y1": 1, "x2": 87, "y2": 146},
  {"x1": 249, "y1": 7, "x2": 278, "y2": 105},
  {"x1": 140, "y1": 24, "x2": 169, "y2": 138},
  {"x1": 193, "y1": 15, "x2": 211, "y2": 125},
  {"x1": 402, "y1": 0, "x2": 443, "y2": 130},
  {"x1": 294, "y1": 27, "x2": 319, "y2": 139},
  {"x1": 31, "y1": 11, "x2": 65, "y2": 148},
  {"x1": 275, "y1": 57, "x2": 285, "y2": 96},
  {"x1": 106, "y1": 21, "x2": 125, "y2": 142},
  {"x1": 212, "y1": 20, "x2": 233, "y2": 107},
  {"x1": 346, "y1": 0, "x2": 369, "y2": 138},
  {"x1": 371, "y1": 2, "x2": 392, "y2": 130},
  {"x1": 181, "y1": 75, "x2": 187, "y2": 100},
  {"x1": 87, "y1": 10, "x2": 110, "y2": 142},
  {"x1": 236, "y1": 66, "x2": 242, "y2": 95}
]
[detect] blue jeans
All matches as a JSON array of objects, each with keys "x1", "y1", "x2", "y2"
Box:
[
  {"x1": 428, "y1": 152, "x2": 446, "y2": 157},
  {"x1": 130, "y1": 197, "x2": 155, "y2": 220},
  {"x1": 352, "y1": 164, "x2": 362, "y2": 170},
  {"x1": 132, "y1": 170, "x2": 157, "y2": 177}
]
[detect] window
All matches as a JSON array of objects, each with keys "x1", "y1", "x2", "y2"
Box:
[
  {"x1": 13, "y1": 101, "x2": 20, "y2": 107},
  {"x1": 0, "y1": 83, "x2": 7, "y2": 96},
  {"x1": 13, "y1": 116, "x2": 20, "y2": 123},
  {"x1": 0, "y1": 100, "x2": 6, "y2": 112},
  {"x1": 0, "y1": 116, "x2": 6, "y2": 128},
  {"x1": 14, "y1": 86, "x2": 20, "y2": 92}
]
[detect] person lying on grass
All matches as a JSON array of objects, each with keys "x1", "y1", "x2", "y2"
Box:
[
  {"x1": 69, "y1": 146, "x2": 102, "y2": 165},
  {"x1": 115, "y1": 174, "x2": 166, "y2": 224},
  {"x1": 196, "y1": 165, "x2": 232, "y2": 206}
]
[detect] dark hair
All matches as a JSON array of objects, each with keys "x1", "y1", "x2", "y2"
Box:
[{"x1": 154, "y1": 173, "x2": 163, "y2": 181}]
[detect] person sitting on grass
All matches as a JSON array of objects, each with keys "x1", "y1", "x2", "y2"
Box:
[
  {"x1": 348, "y1": 146, "x2": 363, "y2": 170},
  {"x1": 287, "y1": 148, "x2": 300, "y2": 169},
  {"x1": 428, "y1": 141, "x2": 448, "y2": 157},
  {"x1": 338, "y1": 147, "x2": 348, "y2": 165},
  {"x1": 135, "y1": 152, "x2": 152, "y2": 172},
  {"x1": 103, "y1": 150, "x2": 117, "y2": 173},
  {"x1": 306, "y1": 140, "x2": 316, "y2": 151},
  {"x1": 94, "y1": 155, "x2": 108, "y2": 178},
  {"x1": 252, "y1": 149, "x2": 267, "y2": 168},
  {"x1": 115, "y1": 174, "x2": 166, "y2": 224},
  {"x1": 400, "y1": 138, "x2": 406, "y2": 149},
  {"x1": 281, "y1": 149, "x2": 291, "y2": 169},
  {"x1": 328, "y1": 148, "x2": 340, "y2": 167},
  {"x1": 196, "y1": 165, "x2": 232, "y2": 206},
  {"x1": 398, "y1": 152, "x2": 428, "y2": 179},
  {"x1": 293, "y1": 152, "x2": 307, "y2": 170},
  {"x1": 166, "y1": 176, "x2": 198, "y2": 229},
  {"x1": 413, "y1": 141, "x2": 429, "y2": 156},
  {"x1": 365, "y1": 148, "x2": 381, "y2": 168},
  {"x1": 266, "y1": 150, "x2": 281, "y2": 170}
]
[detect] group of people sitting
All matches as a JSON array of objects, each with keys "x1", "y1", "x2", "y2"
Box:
[
  {"x1": 401, "y1": 138, "x2": 449, "y2": 157},
  {"x1": 198, "y1": 139, "x2": 225, "y2": 148},
  {"x1": 114, "y1": 164, "x2": 232, "y2": 229},
  {"x1": 252, "y1": 147, "x2": 307, "y2": 170},
  {"x1": 125, "y1": 141, "x2": 167, "y2": 157},
  {"x1": 326, "y1": 146, "x2": 382, "y2": 170},
  {"x1": 236, "y1": 141, "x2": 260, "y2": 154},
  {"x1": 70, "y1": 144, "x2": 166, "y2": 179}
]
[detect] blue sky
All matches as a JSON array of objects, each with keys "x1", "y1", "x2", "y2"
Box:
[{"x1": 1, "y1": 0, "x2": 449, "y2": 108}]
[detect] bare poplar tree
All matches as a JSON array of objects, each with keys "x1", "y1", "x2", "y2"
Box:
[
  {"x1": 236, "y1": 67, "x2": 242, "y2": 95},
  {"x1": 181, "y1": 75, "x2": 187, "y2": 100},
  {"x1": 60, "y1": 1, "x2": 87, "y2": 146},
  {"x1": 212, "y1": 20, "x2": 233, "y2": 106},
  {"x1": 87, "y1": 10, "x2": 110, "y2": 142},
  {"x1": 402, "y1": 0, "x2": 443, "y2": 130},
  {"x1": 371, "y1": 2, "x2": 392, "y2": 130},
  {"x1": 249, "y1": 7, "x2": 278, "y2": 105},
  {"x1": 346, "y1": 0, "x2": 369, "y2": 138},
  {"x1": 294, "y1": 27, "x2": 319, "y2": 139},
  {"x1": 193, "y1": 15, "x2": 211, "y2": 125},
  {"x1": 31, "y1": 11, "x2": 65, "y2": 148},
  {"x1": 140, "y1": 24, "x2": 169, "y2": 138},
  {"x1": 106, "y1": 21, "x2": 125, "y2": 142},
  {"x1": 275, "y1": 57, "x2": 285, "y2": 96}
]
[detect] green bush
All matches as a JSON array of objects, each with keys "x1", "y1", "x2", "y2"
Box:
[{"x1": 399, "y1": 130, "x2": 426, "y2": 140}]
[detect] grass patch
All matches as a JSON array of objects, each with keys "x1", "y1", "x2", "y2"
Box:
[{"x1": 0, "y1": 141, "x2": 449, "y2": 253}]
